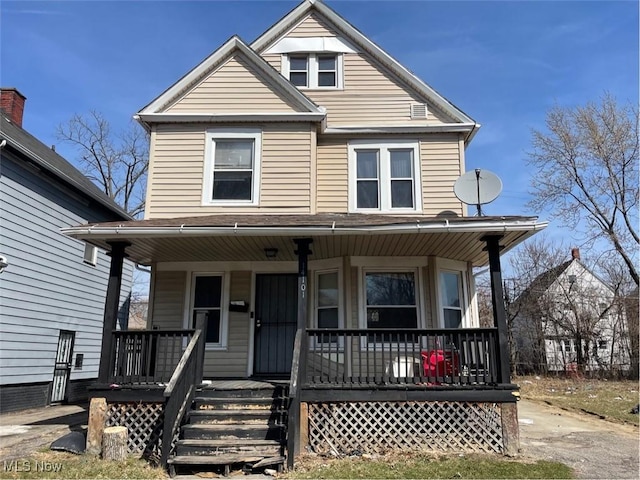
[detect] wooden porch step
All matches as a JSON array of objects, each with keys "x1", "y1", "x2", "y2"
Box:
[
  {"x1": 168, "y1": 454, "x2": 264, "y2": 465},
  {"x1": 181, "y1": 423, "x2": 284, "y2": 441},
  {"x1": 197, "y1": 388, "x2": 281, "y2": 399},
  {"x1": 188, "y1": 409, "x2": 276, "y2": 424},
  {"x1": 194, "y1": 396, "x2": 276, "y2": 410},
  {"x1": 175, "y1": 439, "x2": 283, "y2": 457}
]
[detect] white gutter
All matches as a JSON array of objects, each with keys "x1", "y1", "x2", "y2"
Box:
[
  {"x1": 62, "y1": 219, "x2": 548, "y2": 239},
  {"x1": 135, "y1": 112, "x2": 326, "y2": 124},
  {"x1": 322, "y1": 123, "x2": 477, "y2": 135}
]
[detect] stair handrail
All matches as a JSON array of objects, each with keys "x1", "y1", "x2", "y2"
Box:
[
  {"x1": 287, "y1": 327, "x2": 305, "y2": 469},
  {"x1": 160, "y1": 316, "x2": 207, "y2": 469}
]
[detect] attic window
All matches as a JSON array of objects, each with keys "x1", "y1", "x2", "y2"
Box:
[
  {"x1": 284, "y1": 54, "x2": 342, "y2": 89},
  {"x1": 410, "y1": 103, "x2": 428, "y2": 119},
  {"x1": 83, "y1": 243, "x2": 97, "y2": 266}
]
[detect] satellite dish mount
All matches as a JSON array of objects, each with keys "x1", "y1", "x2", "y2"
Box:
[{"x1": 453, "y1": 169, "x2": 503, "y2": 216}]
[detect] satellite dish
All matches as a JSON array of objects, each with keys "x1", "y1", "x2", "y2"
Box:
[{"x1": 453, "y1": 169, "x2": 503, "y2": 216}]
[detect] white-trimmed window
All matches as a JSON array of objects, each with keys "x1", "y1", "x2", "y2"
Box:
[
  {"x1": 349, "y1": 140, "x2": 421, "y2": 213},
  {"x1": 314, "y1": 270, "x2": 342, "y2": 345},
  {"x1": 364, "y1": 271, "x2": 418, "y2": 332},
  {"x1": 284, "y1": 54, "x2": 342, "y2": 89},
  {"x1": 83, "y1": 243, "x2": 97, "y2": 266},
  {"x1": 203, "y1": 129, "x2": 261, "y2": 205},
  {"x1": 191, "y1": 274, "x2": 227, "y2": 347},
  {"x1": 440, "y1": 271, "x2": 463, "y2": 328}
]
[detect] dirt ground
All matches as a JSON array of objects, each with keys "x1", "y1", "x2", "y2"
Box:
[{"x1": 518, "y1": 399, "x2": 639, "y2": 479}]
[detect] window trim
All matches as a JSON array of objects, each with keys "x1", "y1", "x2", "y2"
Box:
[
  {"x1": 282, "y1": 53, "x2": 343, "y2": 90},
  {"x1": 311, "y1": 268, "x2": 344, "y2": 348},
  {"x1": 202, "y1": 128, "x2": 262, "y2": 206},
  {"x1": 348, "y1": 140, "x2": 422, "y2": 213},
  {"x1": 186, "y1": 272, "x2": 230, "y2": 350},
  {"x1": 435, "y1": 259, "x2": 470, "y2": 328}
]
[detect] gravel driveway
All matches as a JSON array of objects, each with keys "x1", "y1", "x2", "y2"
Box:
[{"x1": 518, "y1": 399, "x2": 639, "y2": 479}]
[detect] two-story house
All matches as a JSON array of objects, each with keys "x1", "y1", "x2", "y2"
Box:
[
  {"x1": 63, "y1": 0, "x2": 547, "y2": 473},
  {"x1": 0, "y1": 88, "x2": 133, "y2": 413},
  {"x1": 512, "y1": 248, "x2": 631, "y2": 374}
]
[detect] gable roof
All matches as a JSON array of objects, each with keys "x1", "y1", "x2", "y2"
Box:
[
  {"x1": 0, "y1": 113, "x2": 131, "y2": 220},
  {"x1": 251, "y1": 0, "x2": 478, "y2": 135},
  {"x1": 515, "y1": 257, "x2": 615, "y2": 308},
  {"x1": 137, "y1": 35, "x2": 324, "y2": 124}
]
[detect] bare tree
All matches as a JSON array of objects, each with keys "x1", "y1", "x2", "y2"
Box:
[
  {"x1": 527, "y1": 93, "x2": 639, "y2": 286},
  {"x1": 57, "y1": 111, "x2": 149, "y2": 217}
]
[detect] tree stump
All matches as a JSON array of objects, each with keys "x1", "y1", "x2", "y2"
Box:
[
  {"x1": 86, "y1": 397, "x2": 107, "y2": 455},
  {"x1": 102, "y1": 426, "x2": 128, "y2": 461}
]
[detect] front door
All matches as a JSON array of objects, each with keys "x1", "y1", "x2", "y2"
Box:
[
  {"x1": 51, "y1": 330, "x2": 75, "y2": 403},
  {"x1": 254, "y1": 273, "x2": 298, "y2": 376}
]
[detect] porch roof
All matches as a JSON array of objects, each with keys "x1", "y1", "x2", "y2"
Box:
[{"x1": 61, "y1": 214, "x2": 547, "y2": 267}]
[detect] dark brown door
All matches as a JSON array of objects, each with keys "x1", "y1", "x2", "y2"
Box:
[{"x1": 254, "y1": 274, "x2": 298, "y2": 375}]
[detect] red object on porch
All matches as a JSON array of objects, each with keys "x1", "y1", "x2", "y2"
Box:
[{"x1": 421, "y1": 350, "x2": 460, "y2": 378}]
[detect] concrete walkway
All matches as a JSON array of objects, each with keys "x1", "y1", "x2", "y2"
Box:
[
  {"x1": 518, "y1": 399, "x2": 639, "y2": 479},
  {"x1": 0, "y1": 404, "x2": 87, "y2": 461}
]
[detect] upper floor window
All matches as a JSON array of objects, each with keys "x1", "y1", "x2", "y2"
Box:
[
  {"x1": 348, "y1": 140, "x2": 421, "y2": 213},
  {"x1": 284, "y1": 53, "x2": 342, "y2": 89},
  {"x1": 203, "y1": 129, "x2": 261, "y2": 206}
]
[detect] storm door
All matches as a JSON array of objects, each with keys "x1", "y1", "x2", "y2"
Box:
[
  {"x1": 254, "y1": 274, "x2": 298, "y2": 376},
  {"x1": 51, "y1": 330, "x2": 75, "y2": 403}
]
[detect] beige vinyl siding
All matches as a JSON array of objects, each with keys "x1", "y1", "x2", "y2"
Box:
[
  {"x1": 260, "y1": 13, "x2": 457, "y2": 126},
  {"x1": 316, "y1": 137, "x2": 348, "y2": 213},
  {"x1": 151, "y1": 271, "x2": 186, "y2": 329},
  {"x1": 202, "y1": 271, "x2": 251, "y2": 378},
  {"x1": 420, "y1": 134, "x2": 464, "y2": 216},
  {"x1": 316, "y1": 134, "x2": 463, "y2": 216},
  {"x1": 165, "y1": 55, "x2": 301, "y2": 113},
  {"x1": 285, "y1": 13, "x2": 338, "y2": 37},
  {"x1": 262, "y1": 54, "x2": 281, "y2": 71},
  {"x1": 146, "y1": 123, "x2": 314, "y2": 219},
  {"x1": 307, "y1": 53, "x2": 455, "y2": 126}
]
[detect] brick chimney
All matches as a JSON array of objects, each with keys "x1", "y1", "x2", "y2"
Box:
[
  {"x1": 571, "y1": 248, "x2": 580, "y2": 260},
  {"x1": 0, "y1": 88, "x2": 27, "y2": 127}
]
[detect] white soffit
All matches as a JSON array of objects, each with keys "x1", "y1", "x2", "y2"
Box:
[{"x1": 264, "y1": 36, "x2": 358, "y2": 54}]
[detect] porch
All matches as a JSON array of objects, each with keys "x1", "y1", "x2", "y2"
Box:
[{"x1": 64, "y1": 214, "x2": 546, "y2": 472}]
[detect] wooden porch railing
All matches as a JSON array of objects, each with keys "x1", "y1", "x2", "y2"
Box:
[
  {"x1": 305, "y1": 328, "x2": 500, "y2": 387},
  {"x1": 160, "y1": 317, "x2": 207, "y2": 468},
  {"x1": 107, "y1": 329, "x2": 195, "y2": 385}
]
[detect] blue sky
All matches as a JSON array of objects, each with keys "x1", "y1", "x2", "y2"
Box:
[{"x1": 1, "y1": 0, "x2": 638, "y2": 245}]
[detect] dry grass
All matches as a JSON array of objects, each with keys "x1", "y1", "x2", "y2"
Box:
[
  {"x1": 284, "y1": 452, "x2": 574, "y2": 479},
  {"x1": 515, "y1": 375, "x2": 639, "y2": 425},
  {"x1": 0, "y1": 450, "x2": 167, "y2": 479}
]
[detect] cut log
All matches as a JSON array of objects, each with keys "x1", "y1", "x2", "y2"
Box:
[
  {"x1": 86, "y1": 397, "x2": 107, "y2": 455},
  {"x1": 102, "y1": 426, "x2": 127, "y2": 461}
]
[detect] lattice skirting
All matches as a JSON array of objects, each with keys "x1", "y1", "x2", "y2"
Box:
[
  {"x1": 105, "y1": 402, "x2": 164, "y2": 455},
  {"x1": 307, "y1": 401, "x2": 504, "y2": 455}
]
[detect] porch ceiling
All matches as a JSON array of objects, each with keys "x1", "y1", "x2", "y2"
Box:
[{"x1": 61, "y1": 214, "x2": 547, "y2": 267}]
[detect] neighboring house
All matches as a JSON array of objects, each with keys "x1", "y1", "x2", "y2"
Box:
[
  {"x1": 62, "y1": 0, "x2": 547, "y2": 472},
  {"x1": 0, "y1": 88, "x2": 133, "y2": 413},
  {"x1": 512, "y1": 248, "x2": 630, "y2": 374}
]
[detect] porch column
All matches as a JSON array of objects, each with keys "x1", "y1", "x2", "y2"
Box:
[
  {"x1": 483, "y1": 235, "x2": 511, "y2": 384},
  {"x1": 293, "y1": 238, "x2": 313, "y2": 331},
  {"x1": 97, "y1": 241, "x2": 130, "y2": 384}
]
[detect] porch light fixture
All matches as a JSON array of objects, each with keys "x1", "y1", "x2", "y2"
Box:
[{"x1": 264, "y1": 247, "x2": 278, "y2": 259}]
